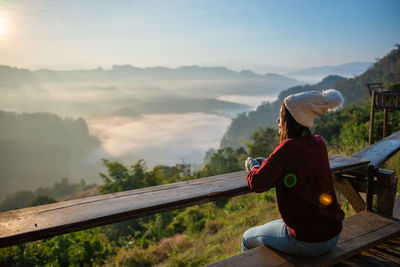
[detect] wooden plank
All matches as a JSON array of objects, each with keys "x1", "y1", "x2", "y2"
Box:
[
  {"x1": 374, "y1": 239, "x2": 400, "y2": 256},
  {"x1": 0, "y1": 155, "x2": 369, "y2": 248},
  {"x1": 329, "y1": 155, "x2": 369, "y2": 174},
  {"x1": 354, "y1": 130, "x2": 400, "y2": 168},
  {"x1": 333, "y1": 175, "x2": 366, "y2": 212},
  {"x1": 208, "y1": 212, "x2": 400, "y2": 267},
  {"x1": 342, "y1": 251, "x2": 399, "y2": 266},
  {"x1": 376, "y1": 168, "x2": 396, "y2": 186},
  {"x1": 0, "y1": 171, "x2": 250, "y2": 248},
  {"x1": 367, "y1": 248, "x2": 400, "y2": 265},
  {"x1": 335, "y1": 236, "x2": 400, "y2": 266}
]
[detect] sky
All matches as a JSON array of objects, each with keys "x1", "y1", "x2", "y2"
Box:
[{"x1": 0, "y1": 0, "x2": 399, "y2": 73}]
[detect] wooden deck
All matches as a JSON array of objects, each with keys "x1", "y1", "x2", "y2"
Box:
[
  {"x1": 334, "y1": 236, "x2": 400, "y2": 266},
  {"x1": 337, "y1": 197, "x2": 400, "y2": 266},
  {"x1": 208, "y1": 211, "x2": 400, "y2": 267}
]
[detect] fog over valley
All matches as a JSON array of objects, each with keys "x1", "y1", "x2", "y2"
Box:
[
  {"x1": 0, "y1": 64, "x2": 295, "y2": 199},
  {"x1": 87, "y1": 113, "x2": 232, "y2": 166}
]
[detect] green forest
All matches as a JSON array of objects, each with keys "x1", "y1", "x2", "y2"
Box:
[{"x1": 1, "y1": 46, "x2": 400, "y2": 266}]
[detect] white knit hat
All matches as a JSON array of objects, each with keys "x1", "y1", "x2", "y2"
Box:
[{"x1": 283, "y1": 89, "x2": 344, "y2": 128}]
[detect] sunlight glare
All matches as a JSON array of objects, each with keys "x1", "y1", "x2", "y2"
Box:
[{"x1": 0, "y1": 15, "x2": 5, "y2": 35}]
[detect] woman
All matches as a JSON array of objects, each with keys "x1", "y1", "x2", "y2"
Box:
[{"x1": 242, "y1": 89, "x2": 345, "y2": 256}]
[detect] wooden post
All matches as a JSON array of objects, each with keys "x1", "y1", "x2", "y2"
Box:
[
  {"x1": 366, "y1": 165, "x2": 375, "y2": 211},
  {"x1": 383, "y1": 108, "x2": 388, "y2": 138},
  {"x1": 369, "y1": 90, "x2": 376, "y2": 145},
  {"x1": 376, "y1": 169, "x2": 398, "y2": 216}
]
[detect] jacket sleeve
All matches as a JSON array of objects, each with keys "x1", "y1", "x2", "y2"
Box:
[{"x1": 246, "y1": 141, "x2": 288, "y2": 192}]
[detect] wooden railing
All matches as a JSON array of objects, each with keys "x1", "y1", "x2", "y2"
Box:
[{"x1": 1, "y1": 131, "x2": 400, "y2": 250}]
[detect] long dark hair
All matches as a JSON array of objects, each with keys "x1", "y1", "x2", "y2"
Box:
[{"x1": 280, "y1": 103, "x2": 311, "y2": 142}]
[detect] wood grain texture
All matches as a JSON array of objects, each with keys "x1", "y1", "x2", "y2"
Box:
[
  {"x1": 376, "y1": 176, "x2": 398, "y2": 216},
  {"x1": 207, "y1": 212, "x2": 400, "y2": 267},
  {"x1": 0, "y1": 155, "x2": 369, "y2": 248},
  {"x1": 333, "y1": 176, "x2": 366, "y2": 212},
  {"x1": 334, "y1": 236, "x2": 400, "y2": 266},
  {"x1": 354, "y1": 130, "x2": 400, "y2": 168}
]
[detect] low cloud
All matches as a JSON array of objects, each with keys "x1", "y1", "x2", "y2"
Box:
[{"x1": 87, "y1": 113, "x2": 232, "y2": 166}]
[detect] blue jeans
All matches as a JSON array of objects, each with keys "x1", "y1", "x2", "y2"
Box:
[{"x1": 242, "y1": 219, "x2": 340, "y2": 256}]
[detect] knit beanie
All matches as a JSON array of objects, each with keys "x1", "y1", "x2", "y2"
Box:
[{"x1": 283, "y1": 89, "x2": 344, "y2": 128}]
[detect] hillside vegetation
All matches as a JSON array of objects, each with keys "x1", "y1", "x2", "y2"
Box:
[
  {"x1": 221, "y1": 46, "x2": 400, "y2": 149},
  {"x1": 220, "y1": 75, "x2": 346, "y2": 148}
]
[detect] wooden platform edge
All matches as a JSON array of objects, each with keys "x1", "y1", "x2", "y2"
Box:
[{"x1": 206, "y1": 212, "x2": 400, "y2": 267}]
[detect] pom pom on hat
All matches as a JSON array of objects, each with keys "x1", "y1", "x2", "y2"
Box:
[
  {"x1": 283, "y1": 89, "x2": 344, "y2": 128},
  {"x1": 322, "y1": 89, "x2": 344, "y2": 112}
]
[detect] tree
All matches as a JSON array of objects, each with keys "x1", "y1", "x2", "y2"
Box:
[
  {"x1": 197, "y1": 147, "x2": 247, "y2": 177},
  {"x1": 99, "y1": 159, "x2": 162, "y2": 194},
  {"x1": 29, "y1": 196, "x2": 57, "y2": 207},
  {"x1": 245, "y1": 127, "x2": 279, "y2": 157}
]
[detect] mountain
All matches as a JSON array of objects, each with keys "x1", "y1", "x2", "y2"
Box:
[
  {"x1": 129, "y1": 97, "x2": 251, "y2": 117},
  {"x1": 0, "y1": 111, "x2": 106, "y2": 201},
  {"x1": 220, "y1": 75, "x2": 346, "y2": 149},
  {"x1": 336, "y1": 47, "x2": 400, "y2": 105},
  {"x1": 0, "y1": 64, "x2": 300, "y2": 118},
  {"x1": 0, "y1": 64, "x2": 298, "y2": 87},
  {"x1": 111, "y1": 107, "x2": 143, "y2": 119},
  {"x1": 287, "y1": 62, "x2": 372, "y2": 83},
  {"x1": 0, "y1": 65, "x2": 38, "y2": 87},
  {"x1": 220, "y1": 46, "x2": 400, "y2": 149}
]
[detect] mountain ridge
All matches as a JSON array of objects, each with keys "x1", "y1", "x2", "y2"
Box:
[
  {"x1": 0, "y1": 64, "x2": 298, "y2": 83},
  {"x1": 220, "y1": 46, "x2": 400, "y2": 149}
]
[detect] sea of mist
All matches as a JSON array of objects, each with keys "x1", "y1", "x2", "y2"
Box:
[
  {"x1": 86, "y1": 93, "x2": 278, "y2": 167},
  {"x1": 0, "y1": 65, "x2": 290, "y2": 197}
]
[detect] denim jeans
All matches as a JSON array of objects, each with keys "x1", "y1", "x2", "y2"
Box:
[{"x1": 242, "y1": 219, "x2": 340, "y2": 256}]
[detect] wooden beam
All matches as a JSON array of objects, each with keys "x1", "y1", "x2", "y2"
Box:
[
  {"x1": 0, "y1": 155, "x2": 369, "y2": 248},
  {"x1": 376, "y1": 168, "x2": 396, "y2": 186},
  {"x1": 353, "y1": 130, "x2": 400, "y2": 168},
  {"x1": 328, "y1": 155, "x2": 369, "y2": 173},
  {"x1": 338, "y1": 169, "x2": 398, "y2": 216},
  {"x1": 369, "y1": 90, "x2": 376, "y2": 145},
  {"x1": 333, "y1": 175, "x2": 366, "y2": 212}
]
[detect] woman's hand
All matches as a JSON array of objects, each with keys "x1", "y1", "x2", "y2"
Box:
[
  {"x1": 245, "y1": 157, "x2": 260, "y2": 172},
  {"x1": 255, "y1": 157, "x2": 266, "y2": 165}
]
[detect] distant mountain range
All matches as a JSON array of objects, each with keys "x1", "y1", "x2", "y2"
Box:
[
  {"x1": 0, "y1": 64, "x2": 298, "y2": 86},
  {"x1": 0, "y1": 64, "x2": 301, "y2": 118},
  {"x1": 287, "y1": 62, "x2": 372, "y2": 83}
]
